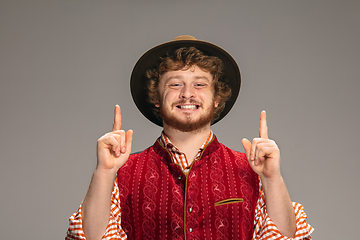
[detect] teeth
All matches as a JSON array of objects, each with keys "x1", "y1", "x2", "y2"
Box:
[{"x1": 179, "y1": 105, "x2": 197, "y2": 110}]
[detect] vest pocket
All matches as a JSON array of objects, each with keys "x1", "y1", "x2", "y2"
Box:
[{"x1": 214, "y1": 198, "x2": 244, "y2": 206}]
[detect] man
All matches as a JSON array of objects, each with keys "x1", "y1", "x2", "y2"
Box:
[{"x1": 66, "y1": 36, "x2": 313, "y2": 239}]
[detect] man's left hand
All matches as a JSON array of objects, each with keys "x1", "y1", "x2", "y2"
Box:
[{"x1": 242, "y1": 111, "x2": 281, "y2": 180}]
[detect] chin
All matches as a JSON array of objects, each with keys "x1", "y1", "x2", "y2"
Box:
[{"x1": 160, "y1": 109, "x2": 214, "y2": 133}]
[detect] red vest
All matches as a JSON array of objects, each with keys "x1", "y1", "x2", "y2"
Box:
[{"x1": 117, "y1": 136, "x2": 259, "y2": 240}]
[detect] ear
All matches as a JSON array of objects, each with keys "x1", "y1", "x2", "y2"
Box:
[
  {"x1": 212, "y1": 83, "x2": 219, "y2": 108},
  {"x1": 214, "y1": 97, "x2": 219, "y2": 108},
  {"x1": 154, "y1": 99, "x2": 160, "y2": 108}
]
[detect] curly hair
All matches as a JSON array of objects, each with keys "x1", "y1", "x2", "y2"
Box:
[{"x1": 146, "y1": 47, "x2": 231, "y2": 123}]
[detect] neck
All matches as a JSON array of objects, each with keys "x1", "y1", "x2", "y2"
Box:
[{"x1": 163, "y1": 123, "x2": 212, "y2": 163}]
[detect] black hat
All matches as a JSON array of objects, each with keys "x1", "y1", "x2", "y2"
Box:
[{"x1": 130, "y1": 35, "x2": 241, "y2": 127}]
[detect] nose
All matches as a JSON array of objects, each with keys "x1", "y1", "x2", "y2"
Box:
[{"x1": 180, "y1": 84, "x2": 195, "y2": 99}]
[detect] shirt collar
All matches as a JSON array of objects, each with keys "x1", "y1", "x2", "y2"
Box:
[{"x1": 159, "y1": 130, "x2": 214, "y2": 152}]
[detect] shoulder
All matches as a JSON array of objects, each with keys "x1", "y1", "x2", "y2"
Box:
[
  {"x1": 211, "y1": 135, "x2": 246, "y2": 158},
  {"x1": 128, "y1": 145, "x2": 154, "y2": 160},
  {"x1": 214, "y1": 143, "x2": 259, "y2": 188},
  {"x1": 118, "y1": 146, "x2": 155, "y2": 177},
  {"x1": 218, "y1": 143, "x2": 247, "y2": 159},
  {"x1": 216, "y1": 143, "x2": 256, "y2": 173}
]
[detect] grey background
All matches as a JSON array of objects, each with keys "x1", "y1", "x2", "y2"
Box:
[{"x1": 0, "y1": 0, "x2": 359, "y2": 239}]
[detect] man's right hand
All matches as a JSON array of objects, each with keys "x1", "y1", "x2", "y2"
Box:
[{"x1": 96, "y1": 105, "x2": 133, "y2": 172}]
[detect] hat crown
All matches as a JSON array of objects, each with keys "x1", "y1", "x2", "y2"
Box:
[{"x1": 173, "y1": 35, "x2": 197, "y2": 41}]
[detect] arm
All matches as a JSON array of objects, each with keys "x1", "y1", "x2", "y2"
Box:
[
  {"x1": 242, "y1": 111, "x2": 295, "y2": 237},
  {"x1": 81, "y1": 105, "x2": 133, "y2": 240},
  {"x1": 66, "y1": 178, "x2": 127, "y2": 240},
  {"x1": 253, "y1": 181, "x2": 314, "y2": 239},
  {"x1": 260, "y1": 175, "x2": 295, "y2": 237}
]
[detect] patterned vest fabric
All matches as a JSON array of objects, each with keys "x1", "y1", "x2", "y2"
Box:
[{"x1": 117, "y1": 136, "x2": 259, "y2": 240}]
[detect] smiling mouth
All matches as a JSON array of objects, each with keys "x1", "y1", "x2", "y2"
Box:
[{"x1": 176, "y1": 104, "x2": 199, "y2": 110}]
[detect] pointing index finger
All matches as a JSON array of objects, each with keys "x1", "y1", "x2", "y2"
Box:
[
  {"x1": 259, "y1": 110, "x2": 268, "y2": 139},
  {"x1": 112, "y1": 105, "x2": 122, "y2": 131}
]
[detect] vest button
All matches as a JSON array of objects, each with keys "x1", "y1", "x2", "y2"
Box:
[
  {"x1": 189, "y1": 228, "x2": 193, "y2": 233},
  {"x1": 189, "y1": 207, "x2": 193, "y2": 213},
  {"x1": 178, "y1": 176, "x2": 182, "y2": 180}
]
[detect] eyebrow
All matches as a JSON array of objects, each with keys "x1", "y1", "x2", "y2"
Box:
[
  {"x1": 165, "y1": 75, "x2": 183, "y2": 81},
  {"x1": 194, "y1": 76, "x2": 211, "y2": 81}
]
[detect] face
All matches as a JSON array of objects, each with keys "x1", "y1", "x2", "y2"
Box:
[{"x1": 155, "y1": 65, "x2": 219, "y2": 132}]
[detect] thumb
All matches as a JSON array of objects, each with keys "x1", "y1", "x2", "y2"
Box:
[{"x1": 242, "y1": 138, "x2": 251, "y2": 160}]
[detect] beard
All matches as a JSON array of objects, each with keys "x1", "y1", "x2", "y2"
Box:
[{"x1": 159, "y1": 99, "x2": 215, "y2": 132}]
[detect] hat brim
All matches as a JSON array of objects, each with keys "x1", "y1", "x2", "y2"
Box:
[{"x1": 130, "y1": 39, "x2": 241, "y2": 127}]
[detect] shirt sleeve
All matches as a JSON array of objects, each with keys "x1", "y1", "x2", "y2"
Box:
[
  {"x1": 65, "y1": 177, "x2": 127, "y2": 240},
  {"x1": 253, "y1": 181, "x2": 314, "y2": 240}
]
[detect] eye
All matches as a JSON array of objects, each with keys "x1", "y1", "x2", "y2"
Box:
[
  {"x1": 194, "y1": 83, "x2": 207, "y2": 88},
  {"x1": 168, "y1": 83, "x2": 183, "y2": 89}
]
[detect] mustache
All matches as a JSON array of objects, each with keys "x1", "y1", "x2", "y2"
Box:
[{"x1": 171, "y1": 99, "x2": 203, "y2": 108}]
